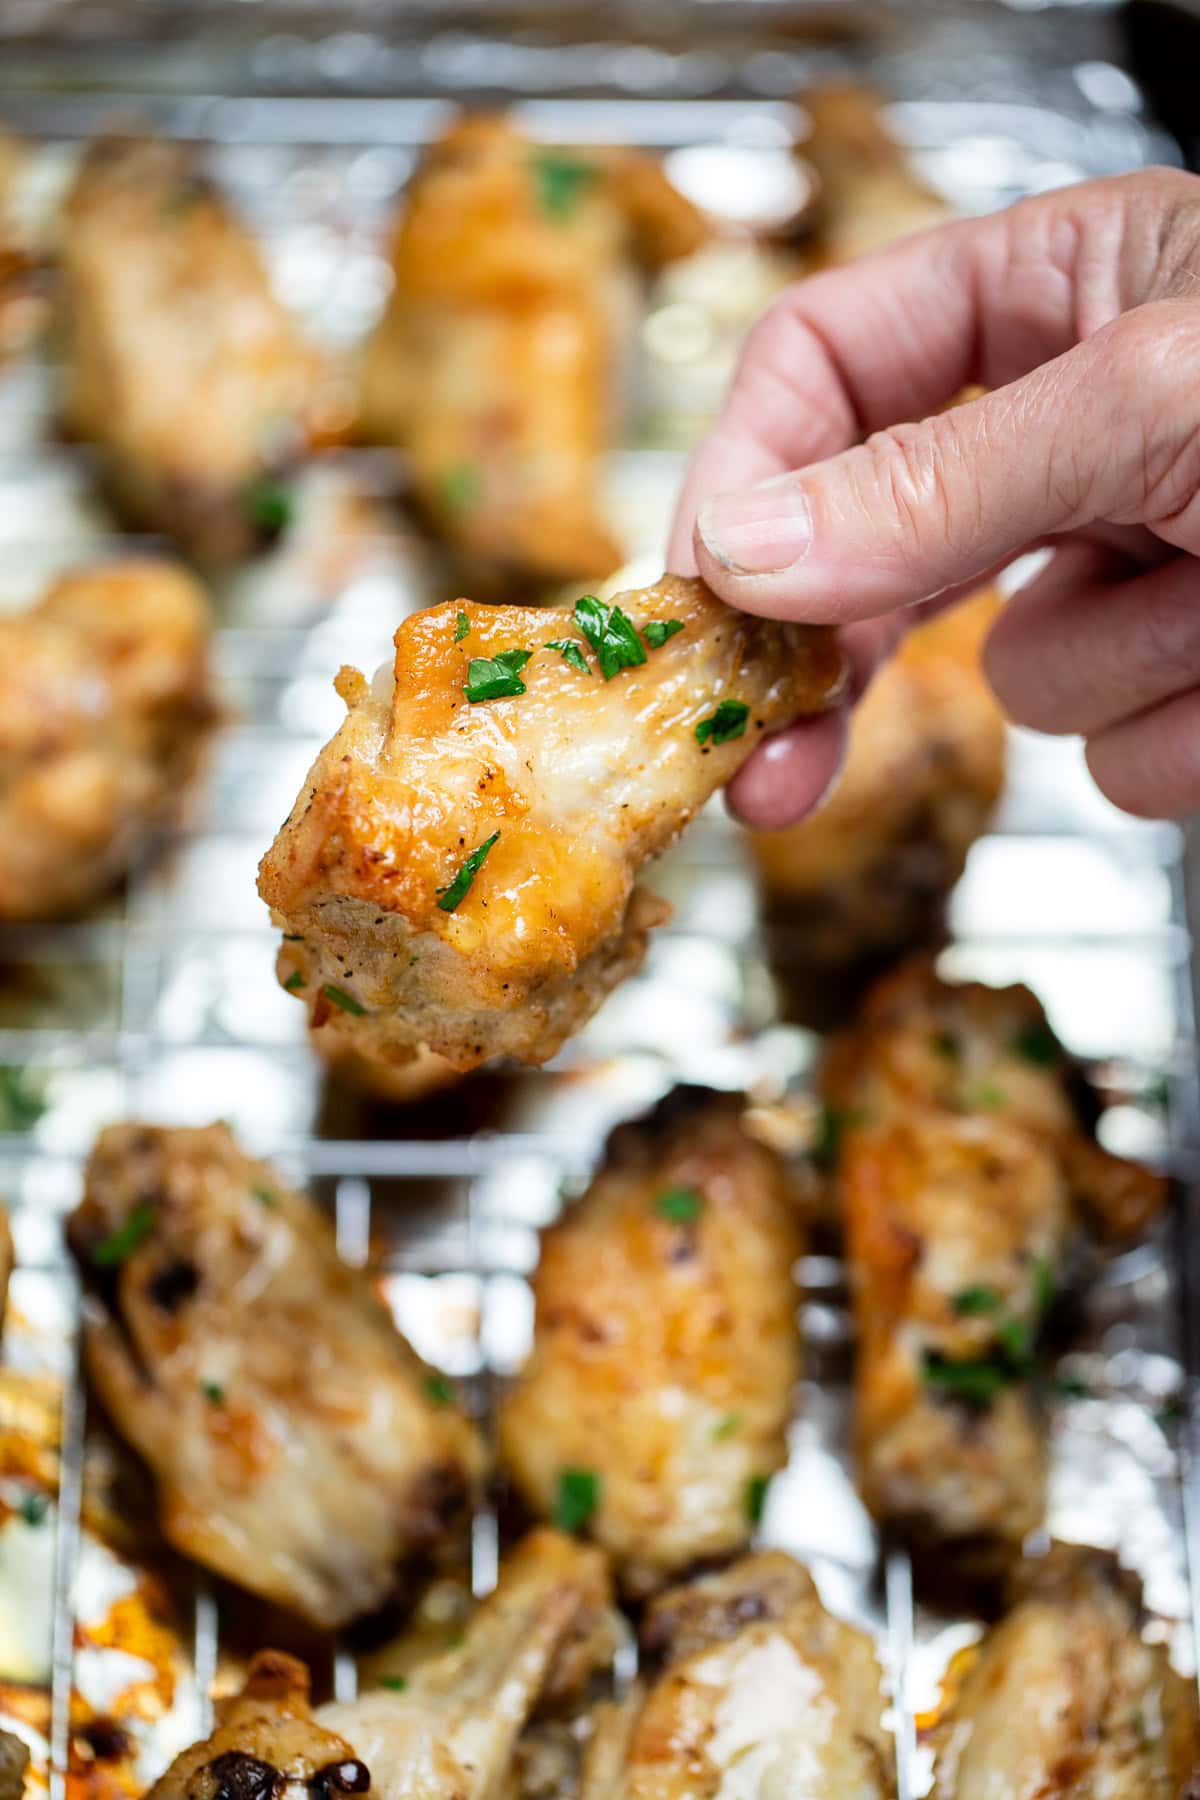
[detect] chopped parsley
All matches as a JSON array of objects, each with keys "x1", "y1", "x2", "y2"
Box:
[
  {"x1": 242, "y1": 477, "x2": 293, "y2": 534},
  {"x1": 531, "y1": 150, "x2": 597, "y2": 221},
  {"x1": 713, "y1": 1411, "x2": 743, "y2": 1441},
  {"x1": 654, "y1": 1186, "x2": 703, "y2": 1225},
  {"x1": 0, "y1": 1065, "x2": 46, "y2": 1133},
  {"x1": 922, "y1": 1351, "x2": 1019, "y2": 1406},
  {"x1": 18, "y1": 1492, "x2": 47, "y2": 1527},
  {"x1": 964, "y1": 1080, "x2": 1007, "y2": 1110},
  {"x1": 202, "y1": 1381, "x2": 226, "y2": 1406},
  {"x1": 424, "y1": 1374, "x2": 455, "y2": 1408},
  {"x1": 464, "y1": 650, "x2": 533, "y2": 703},
  {"x1": 811, "y1": 1104, "x2": 871, "y2": 1172},
  {"x1": 996, "y1": 1316, "x2": 1035, "y2": 1366},
  {"x1": 932, "y1": 1031, "x2": 960, "y2": 1060},
  {"x1": 283, "y1": 969, "x2": 305, "y2": 992},
  {"x1": 1053, "y1": 1372, "x2": 1092, "y2": 1400},
  {"x1": 545, "y1": 637, "x2": 590, "y2": 676},
  {"x1": 436, "y1": 831, "x2": 500, "y2": 913},
  {"x1": 745, "y1": 1474, "x2": 769, "y2": 1526},
  {"x1": 323, "y1": 983, "x2": 365, "y2": 1017},
  {"x1": 440, "y1": 463, "x2": 481, "y2": 511},
  {"x1": 1013, "y1": 1019, "x2": 1058, "y2": 1066},
  {"x1": 253, "y1": 1185, "x2": 277, "y2": 1210},
  {"x1": 1033, "y1": 1255, "x2": 1056, "y2": 1316},
  {"x1": 379, "y1": 1676, "x2": 407, "y2": 1693},
  {"x1": 953, "y1": 1286, "x2": 1001, "y2": 1317},
  {"x1": 573, "y1": 595, "x2": 646, "y2": 681},
  {"x1": 94, "y1": 1201, "x2": 155, "y2": 1268},
  {"x1": 695, "y1": 699, "x2": 750, "y2": 747},
  {"x1": 455, "y1": 611, "x2": 471, "y2": 642},
  {"x1": 644, "y1": 619, "x2": 684, "y2": 648},
  {"x1": 554, "y1": 1466, "x2": 601, "y2": 1534}
]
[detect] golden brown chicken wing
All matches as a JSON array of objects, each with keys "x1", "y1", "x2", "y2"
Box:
[
  {"x1": 60, "y1": 137, "x2": 329, "y2": 563},
  {"x1": 800, "y1": 84, "x2": 951, "y2": 268},
  {"x1": 752, "y1": 593, "x2": 1005, "y2": 968},
  {"x1": 360, "y1": 115, "x2": 706, "y2": 584},
  {"x1": 498, "y1": 1088, "x2": 803, "y2": 1596},
  {"x1": 68, "y1": 1121, "x2": 484, "y2": 1629},
  {"x1": 0, "y1": 1731, "x2": 27, "y2": 1800},
  {"x1": 581, "y1": 1552, "x2": 894, "y2": 1798},
  {"x1": 930, "y1": 1546, "x2": 1200, "y2": 1797},
  {"x1": 258, "y1": 575, "x2": 843, "y2": 1077},
  {"x1": 0, "y1": 559, "x2": 214, "y2": 921}
]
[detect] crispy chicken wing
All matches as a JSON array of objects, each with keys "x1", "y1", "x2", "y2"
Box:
[
  {"x1": 60, "y1": 137, "x2": 329, "y2": 563},
  {"x1": 752, "y1": 593, "x2": 1005, "y2": 965},
  {"x1": 931, "y1": 1546, "x2": 1200, "y2": 1797},
  {"x1": 259, "y1": 575, "x2": 843, "y2": 1075},
  {"x1": 0, "y1": 1731, "x2": 27, "y2": 1800},
  {"x1": 360, "y1": 115, "x2": 706, "y2": 583},
  {"x1": 68, "y1": 1121, "x2": 484, "y2": 1628},
  {"x1": 800, "y1": 84, "x2": 951, "y2": 268},
  {"x1": 582, "y1": 1553, "x2": 894, "y2": 1798},
  {"x1": 0, "y1": 559, "x2": 214, "y2": 921},
  {"x1": 498, "y1": 1088, "x2": 803, "y2": 1595}
]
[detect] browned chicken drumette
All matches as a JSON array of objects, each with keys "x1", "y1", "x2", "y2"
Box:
[
  {"x1": 360, "y1": 115, "x2": 707, "y2": 584},
  {"x1": 800, "y1": 83, "x2": 952, "y2": 269},
  {"x1": 930, "y1": 1546, "x2": 1200, "y2": 1796},
  {"x1": 60, "y1": 137, "x2": 331, "y2": 563},
  {"x1": 68, "y1": 1121, "x2": 484, "y2": 1629},
  {"x1": 0, "y1": 559, "x2": 214, "y2": 921},
  {"x1": 499, "y1": 1089, "x2": 802, "y2": 1595},
  {"x1": 0, "y1": 1731, "x2": 28, "y2": 1800},
  {"x1": 258, "y1": 575, "x2": 843, "y2": 1078},
  {"x1": 582, "y1": 1552, "x2": 894, "y2": 1798},
  {"x1": 823, "y1": 960, "x2": 1165, "y2": 1581}
]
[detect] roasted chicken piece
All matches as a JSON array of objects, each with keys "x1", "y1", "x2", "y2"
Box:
[
  {"x1": 0, "y1": 559, "x2": 214, "y2": 921},
  {"x1": 582, "y1": 1552, "x2": 894, "y2": 1798},
  {"x1": 498, "y1": 1088, "x2": 803, "y2": 1595},
  {"x1": 825, "y1": 960, "x2": 1166, "y2": 1577},
  {"x1": 259, "y1": 574, "x2": 842, "y2": 1075},
  {"x1": 931, "y1": 1545, "x2": 1200, "y2": 1797},
  {"x1": 800, "y1": 83, "x2": 951, "y2": 268},
  {"x1": 0, "y1": 133, "x2": 46, "y2": 363},
  {"x1": 60, "y1": 137, "x2": 329, "y2": 563},
  {"x1": 0, "y1": 1732, "x2": 27, "y2": 1800},
  {"x1": 360, "y1": 115, "x2": 706, "y2": 584},
  {"x1": 68, "y1": 1121, "x2": 484, "y2": 1629},
  {"x1": 752, "y1": 592, "x2": 1005, "y2": 966}
]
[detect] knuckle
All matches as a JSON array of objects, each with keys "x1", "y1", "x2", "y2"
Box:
[
  {"x1": 1092, "y1": 304, "x2": 1200, "y2": 519},
  {"x1": 858, "y1": 418, "x2": 962, "y2": 575}
]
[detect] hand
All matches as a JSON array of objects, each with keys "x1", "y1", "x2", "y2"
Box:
[{"x1": 668, "y1": 167, "x2": 1200, "y2": 824}]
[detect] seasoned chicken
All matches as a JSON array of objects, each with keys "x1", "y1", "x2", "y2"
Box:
[
  {"x1": 0, "y1": 559, "x2": 214, "y2": 921},
  {"x1": 0, "y1": 1731, "x2": 27, "y2": 1800},
  {"x1": 259, "y1": 575, "x2": 844, "y2": 1075},
  {"x1": 498, "y1": 1088, "x2": 803, "y2": 1595},
  {"x1": 60, "y1": 137, "x2": 329, "y2": 563},
  {"x1": 314, "y1": 1035, "x2": 463, "y2": 1107},
  {"x1": 800, "y1": 84, "x2": 951, "y2": 268},
  {"x1": 931, "y1": 1545, "x2": 1200, "y2": 1797},
  {"x1": 581, "y1": 1552, "x2": 894, "y2": 1798},
  {"x1": 68, "y1": 1121, "x2": 484, "y2": 1628},
  {"x1": 753, "y1": 592, "x2": 1005, "y2": 964},
  {"x1": 360, "y1": 115, "x2": 706, "y2": 583},
  {"x1": 824, "y1": 961, "x2": 1166, "y2": 1575}
]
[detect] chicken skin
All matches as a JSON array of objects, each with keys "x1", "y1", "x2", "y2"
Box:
[
  {"x1": 498, "y1": 1088, "x2": 803, "y2": 1596},
  {"x1": 259, "y1": 575, "x2": 843, "y2": 1076},
  {"x1": 360, "y1": 115, "x2": 707, "y2": 584},
  {"x1": 60, "y1": 137, "x2": 327, "y2": 563},
  {"x1": 752, "y1": 593, "x2": 1005, "y2": 966},
  {"x1": 824, "y1": 961, "x2": 1165, "y2": 1576},
  {"x1": 0, "y1": 560, "x2": 214, "y2": 921},
  {"x1": 68, "y1": 1121, "x2": 484, "y2": 1629},
  {"x1": 581, "y1": 1553, "x2": 894, "y2": 1798},
  {"x1": 930, "y1": 1546, "x2": 1200, "y2": 1797},
  {"x1": 800, "y1": 84, "x2": 952, "y2": 269}
]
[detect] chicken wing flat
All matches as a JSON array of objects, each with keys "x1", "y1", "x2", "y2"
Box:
[
  {"x1": 0, "y1": 559, "x2": 214, "y2": 921},
  {"x1": 581, "y1": 1552, "x2": 894, "y2": 1798},
  {"x1": 259, "y1": 575, "x2": 843, "y2": 1075},
  {"x1": 752, "y1": 592, "x2": 1005, "y2": 965},
  {"x1": 498, "y1": 1088, "x2": 803, "y2": 1596},
  {"x1": 931, "y1": 1545, "x2": 1200, "y2": 1797},
  {"x1": 68, "y1": 1121, "x2": 484, "y2": 1628},
  {"x1": 359, "y1": 115, "x2": 706, "y2": 584},
  {"x1": 800, "y1": 84, "x2": 952, "y2": 269},
  {"x1": 60, "y1": 137, "x2": 328, "y2": 563}
]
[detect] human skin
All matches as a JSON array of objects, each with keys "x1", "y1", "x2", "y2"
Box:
[{"x1": 667, "y1": 167, "x2": 1200, "y2": 824}]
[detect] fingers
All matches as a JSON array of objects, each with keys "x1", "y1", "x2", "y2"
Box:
[
  {"x1": 725, "y1": 707, "x2": 847, "y2": 830},
  {"x1": 1086, "y1": 686, "x2": 1200, "y2": 818}
]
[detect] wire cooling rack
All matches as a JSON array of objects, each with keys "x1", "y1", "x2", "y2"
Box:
[{"x1": 0, "y1": 30, "x2": 1196, "y2": 1800}]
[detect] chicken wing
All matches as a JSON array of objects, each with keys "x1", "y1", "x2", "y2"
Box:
[
  {"x1": 930, "y1": 1545, "x2": 1200, "y2": 1797},
  {"x1": 60, "y1": 137, "x2": 329, "y2": 563},
  {"x1": 360, "y1": 115, "x2": 706, "y2": 584},
  {"x1": 752, "y1": 592, "x2": 1005, "y2": 967},
  {"x1": 800, "y1": 84, "x2": 951, "y2": 268},
  {"x1": 0, "y1": 559, "x2": 214, "y2": 921},
  {"x1": 0, "y1": 1732, "x2": 27, "y2": 1800},
  {"x1": 68, "y1": 1121, "x2": 484, "y2": 1629},
  {"x1": 0, "y1": 134, "x2": 45, "y2": 363},
  {"x1": 581, "y1": 1552, "x2": 894, "y2": 1798},
  {"x1": 259, "y1": 575, "x2": 843, "y2": 1076},
  {"x1": 498, "y1": 1087, "x2": 803, "y2": 1595}
]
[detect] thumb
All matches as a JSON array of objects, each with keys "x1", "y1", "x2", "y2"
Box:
[{"x1": 692, "y1": 301, "x2": 1200, "y2": 623}]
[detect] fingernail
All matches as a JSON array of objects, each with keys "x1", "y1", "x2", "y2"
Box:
[{"x1": 697, "y1": 475, "x2": 813, "y2": 576}]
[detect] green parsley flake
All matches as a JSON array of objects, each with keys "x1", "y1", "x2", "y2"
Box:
[
  {"x1": 695, "y1": 699, "x2": 750, "y2": 747},
  {"x1": 242, "y1": 477, "x2": 293, "y2": 535},
  {"x1": 811, "y1": 1104, "x2": 871, "y2": 1172},
  {"x1": 436, "y1": 831, "x2": 500, "y2": 914},
  {"x1": 573, "y1": 595, "x2": 647, "y2": 681},
  {"x1": 1054, "y1": 1373, "x2": 1091, "y2": 1400},
  {"x1": 18, "y1": 1492, "x2": 48, "y2": 1527},
  {"x1": 965, "y1": 1081, "x2": 1007, "y2": 1110},
  {"x1": 283, "y1": 969, "x2": 305, "y2": 992},
  {"x1": 253, "y1": 1185, "x2": 277, "y2": 1210},
  {"x1": 531, "y1": 150, "x2": 597, "y2": 221},
  {"x1": 455, "y1": 612, "x2": 471, "y2": 642},
  {"x1": 545, "y1": 638, "x2": 590, "y2": 676},
  {"x1": 922, "y1": 1352, "x2": 1018, "y2": 1406},
  {"x1": 654, "y1": 1186, "x2": 703, "y2": 1225},
  {"x1": 554, "y1": 1467, "x2": 601, "y2": 1534},
  {"x1": 464, "y1": 650, "x2": 533, "y2": 703},
  {"x1": 0, "y1": 1065, "x2": 47, "y2": 1133},
  {"x1": 745, "y1": 1474, "x2": 769, "y2": 1526},
  {"x1": 379, "y1": 1676, "x2": 407, "y2": 1693},
  {"x1": 1013, "y1": 1019, "x2": 1059, "y2": 1066},
  {"x1": 996, "y1": 1316, "x2": 1035, "y2": 1367},
  {"x1": 424, "y1": 1374, "x2": 455, "y2": 1408},
  {"x1": 440, "y1": 463, "x2": 481, "y2": 511},
  {"x1": 644, "y1": 619, "x2": 685, "y2": 649},
  {"x1": 202, "y1": 1382, "x2": 226, "y2": 1406},
  {"x1": 323, "y1": 984, "x2": 365, "y2": 1017},
  {"x1": 1033, "y1": 1255, "x2": 1056, "y2": 1316},
  {"x1": 94, "y1": 1201, "x2": 155, "y2": 1268},
  {"x1": 953, "y1": 1286, "x2": 1001, "y2": 1317},
  {"x1": 713, "y1": 1411, "x2": 744, "y2": 1441}
]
